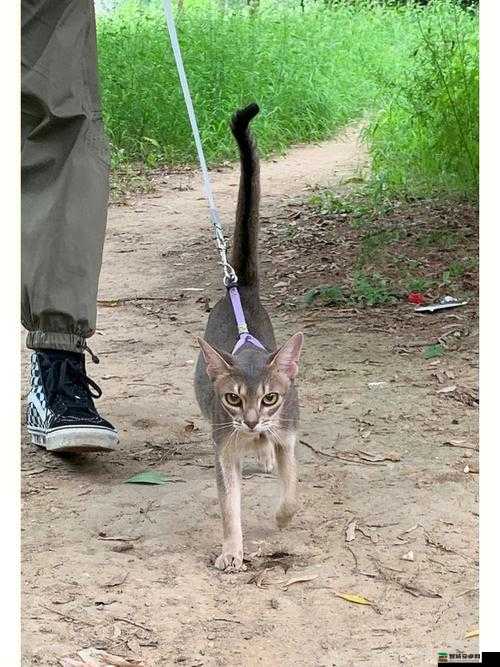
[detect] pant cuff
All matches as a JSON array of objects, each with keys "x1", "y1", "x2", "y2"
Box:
[{"x1": 25, "y1": 331, "x2": 87, "y2": 354}]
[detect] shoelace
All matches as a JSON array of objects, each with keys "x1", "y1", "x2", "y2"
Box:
[{"x1": 40, "y1": 355, "x2": 102, "y2": 412}]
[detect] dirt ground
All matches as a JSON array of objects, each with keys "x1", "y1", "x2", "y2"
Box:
[{"x1": 21, "y1": 128, "x2": 479, "y2": 666}]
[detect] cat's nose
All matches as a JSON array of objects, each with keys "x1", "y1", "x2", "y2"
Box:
[{"x1": 244, "y1": 415, "x2": 259, "y2": 430}]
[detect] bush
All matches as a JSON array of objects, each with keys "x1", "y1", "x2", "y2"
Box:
[{"x1": 366, "y1": 0, "x2": 478, "y2": 199}]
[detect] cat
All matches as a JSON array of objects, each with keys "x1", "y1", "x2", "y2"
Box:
[{"x1": 194, "y1": 103, "x2": 304, "y2": 572}]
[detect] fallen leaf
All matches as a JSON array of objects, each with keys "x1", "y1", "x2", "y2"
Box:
[
  {"x1": 60, "y1": 648, "x2": 144, "y2": 666},
  {"x1": 355, "y1": 450, "x2": 401, "y2": 463},
  {"x1": 125, "y1": 471, "x2": 168, "y2": 485},
  {"x1": 367, "y1": 381, "x2": 387, "y2": 389},
  {"x1": 442, "y1": 440, "x2": 478, "y2": 451},
  {"x1": 124, "y1": 471, "x2": 184, "y2": 485},
  {"x1": 247, "y1": 566, "x2": 286, "y2": 589},
  {"x1": 437, "y1": 385, "x2": 457, "y2": 394},
  {"x1": 345, "y1": 520, "x2": 357, "y2": 543},
  {"x1": 336, "y1": 592, "x2": 372, "y2": 605},
  {"x1": 465, "y1": 627, "x2": 479, "y2": 639},
  {"x1": 98, "y1": 536, "x2": 141, "y2": 542},
  {"x1": 401, "y1": 523, "x2": 420, "y2": 535},
  {"x1": 281, "y1": 574, "x2": 319, "y2": 590},
  {"x1": 102, "y1": 573, "x2": 129, "y2": 588},
  {"x1": 22, "y1": 467, "x2": 47, "y2": 476}
]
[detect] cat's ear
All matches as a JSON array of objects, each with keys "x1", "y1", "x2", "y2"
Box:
[
  {"x1": 197, "y1": 338, "x2": 234, "y2": 380},
  {"x1": 267, "y1": 332, "x2": 304, "y2": 380}
]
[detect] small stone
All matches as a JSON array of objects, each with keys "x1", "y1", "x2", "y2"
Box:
[
  {"x1": 111, "y1": 543, "x2": 133, "y2": 553},
  {"x1": 401, "y1": 550, "x2": 414, "y2": 562},
  {"x1": 270, "y1": 598, "x2": 280, "y2": 609}
]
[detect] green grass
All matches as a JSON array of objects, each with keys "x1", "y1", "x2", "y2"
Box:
[
  {"x1": 304, "y1": 272, "x2": 398, "y2": 308},
  {"x1": 366, "y1": 1, "x2": 478, "y2": 199},
  {"x1": 97, "y1": 0, "x2": 477, "y2": 200},
  {"x1": 351, "y1": 272, "x2": 398, "y2": 306},
  {"x1": 97, "y1": 0, "x2": 403, "y2": 166}
]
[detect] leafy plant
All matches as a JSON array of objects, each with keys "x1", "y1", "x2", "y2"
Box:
[
  {"x1": 351, "y1": 272, "x2": 398, "y2": 306},
  {"x1": 305, "y1": 285, "x2": 344, "y2": 306},
  {"x1": 424, "y1": 344, "x2": 444, "y2": 359}
]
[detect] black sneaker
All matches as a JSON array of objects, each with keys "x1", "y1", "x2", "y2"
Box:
[{"x1": 26, "y1": 349, "x2": 119, "y2": 453}]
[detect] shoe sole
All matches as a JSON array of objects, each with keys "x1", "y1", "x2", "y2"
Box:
[{"x1": 28, "y1": 426, "x2": 119, "y2": 453}]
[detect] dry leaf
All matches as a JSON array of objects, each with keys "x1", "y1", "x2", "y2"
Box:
[
  {"x1": 437, "y1": 385, "x2": 457, "y2": 394},
  {"x1": 60, "y1": 648, "x2": 144, "y2": 667},
  {"x1": 401, "y1": 523, "x2": 419, "y2": 535},
  {"x1": 98, "y1": 536, "x2": 141, "y2": 542},
  {"x1": 465, "y1": 627, "x2": 479, "y2": 639},
  {"x1": 79, "y1": 649, "x2": 143, "y2": 666},
  {"x1": 443, "y1": 440, "x2": 478, "y2": 451},
  {"x1": 336, "y1": 592, "x2": 372, "y2": 605},
  {"x1": 247, "y1": 566, "x2": 285, "y2": 589},
  {"x1": 345, "y1": 520, "x2": 357, "y2": 542},
  {"x1": 281, "y1": 574, "x2": 318, "y2": 590},
  {"x1": 102, "y1": 573, "x2": 129, "y2": 588}
]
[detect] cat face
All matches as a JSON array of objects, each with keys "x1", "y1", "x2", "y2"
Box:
[{"x1": 198, "y1": 333, "x2": 303, "y2": 434}]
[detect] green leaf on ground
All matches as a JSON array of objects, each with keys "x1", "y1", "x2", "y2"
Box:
[
  {"x1": 124, "y1": 471, "x2": 169, "y2": 485},
  {"x1": 424, "y1": 344, "x2": 444, "y2": 359}
]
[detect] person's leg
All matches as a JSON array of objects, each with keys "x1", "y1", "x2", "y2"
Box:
[
  {"x1": 22, "y1": 0, "x2": 118, "y2": 452},
  {"x1": 22, "y1": 0, "x2": 109, "y2": 351}
]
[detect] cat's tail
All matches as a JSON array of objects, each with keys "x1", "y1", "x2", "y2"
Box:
[{"x1": 230, "y1": 103, "x2": 261, "y2": 289}]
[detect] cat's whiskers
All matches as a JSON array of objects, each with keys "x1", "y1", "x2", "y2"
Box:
[
  {"x1": 212, "y1": 423, "x2": 236, "y2": 433},
  {"x1": 269, "y1": 426, "x2": 287, "y2": 449}
]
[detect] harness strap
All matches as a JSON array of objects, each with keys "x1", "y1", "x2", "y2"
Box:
[{"x1": 228, "y1": 287, "x2": 268, "y2": 354}]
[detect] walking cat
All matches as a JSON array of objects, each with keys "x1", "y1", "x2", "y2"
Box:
[{"x1": 194, "y1": 103, "x2": 303, "y2": 571}]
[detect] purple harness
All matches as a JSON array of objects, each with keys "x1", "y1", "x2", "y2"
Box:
[{"x1": 228, "y1": 286, "x2": 268, "y2": 355}]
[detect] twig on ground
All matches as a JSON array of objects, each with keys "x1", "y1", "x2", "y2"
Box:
[
  {"x1": 39, "y1": 604, "x2": 94, "y2": 627},
  {"x1": 346, "y1": 545, "x2": 359, "y2": 571},
  {"x1": 300, "y1": 440, "x2": 387, "y2": 466},
  {"x1": 300, "y1": 440, "x2": 336, "y2": 459},
  {"x1": 113, "y1": 616, "x2": 153, "y2": 633}
]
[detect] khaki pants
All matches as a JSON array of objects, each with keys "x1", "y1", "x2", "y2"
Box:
[{"x1": 21, "y1": 0, "x2": 109, "y2": 353}]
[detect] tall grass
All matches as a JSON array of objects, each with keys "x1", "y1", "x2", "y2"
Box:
[
  {"x1": 367, "y1": 1, "x2": 478, "y2": 199},
  {"x1": 97, "y1": 0, "x2": 478, "y2": 199}
]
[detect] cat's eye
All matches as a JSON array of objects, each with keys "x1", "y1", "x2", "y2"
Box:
[
  {"x1": 262, "y1": 392, "x2": 279, "y2": 406},
  {"x1": 225, "y1": 393, "x2": 242, "y2": 407}
]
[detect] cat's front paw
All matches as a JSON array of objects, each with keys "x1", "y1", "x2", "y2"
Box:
[
  {"x1": 257, "y1": 445, "x2": 276, "y2": 473},
  {"x1": 276, "y1": 501, "x2": 297, "y2": 529},
  {"x1": 214, "y1": 544, "x2": 246, "y2": 572}
]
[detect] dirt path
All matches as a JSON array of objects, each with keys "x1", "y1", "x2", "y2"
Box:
[{"x1": 21, "y1": 128, "x2": 478, "y2": 666}]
